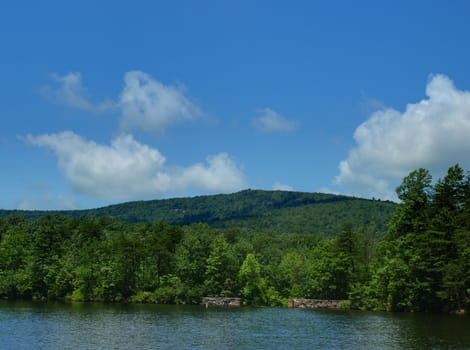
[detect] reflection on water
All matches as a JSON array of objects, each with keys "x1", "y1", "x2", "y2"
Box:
[{"x1": 0, "y1": 301, "x2": 469, "y2": 350}]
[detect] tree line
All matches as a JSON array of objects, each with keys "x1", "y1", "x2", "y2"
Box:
[
  {"x1": 0, "y1": 165, "x2": 469, "y2": 312},
  {"x1": 0, "y1": 189, "x2": 397, "y2": 237}
]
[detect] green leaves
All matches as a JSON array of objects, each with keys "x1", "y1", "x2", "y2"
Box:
[
  {"x1": 364, "y1": 164, "x2": 470, "y2": 312},
  {"x1": 204, "y1": 235, "x2": 238, "y2": 297},
  {"x1": 239, "y1": 253, "x2": 284, "y2": 306},
  {"x1": 0, "y1": 168, "x2": 468, "y2": 313}
]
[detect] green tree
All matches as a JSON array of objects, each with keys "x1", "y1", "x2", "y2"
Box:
[
  {"x1": 363, "y1": 165, "x2": 470, "y2": 312},
  {"x1": 204, "y1": 234, "x2": 239, "y2": 296},
  {"x1": 389, "y1": 168, "x2": 432, "y2": 239},
  {"x1": 70, "y1": 218, "x2": 107, "y2": 301},
  {"x1": 238, "y1": 253, "x2": 283, "y2": 306},
  {"x1": 0, "y1": 225, "x2": 32, "y2": 298},
  {"x1": 175, "y1": 224, "x2": 213, "y2": 302},
  {"x1": 429, "y1": 165, "x2": 469, "y2": 310},
  {"x1": 305, "y1": 239, "x2": 350, "y2": 300},
  {"x1": 138, "y1": 222, "x2": 182, "y2": 290},
  {"x1": 28, "y1": 215, "x2": 71, "y2": 300},
  {"x1": 277, "y1": 251, "x2": 308, "y2": 298}
]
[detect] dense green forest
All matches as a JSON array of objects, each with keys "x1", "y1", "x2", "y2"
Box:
[
  {"x1": 0, "y1": 190, "x2": 396, "y2": 236},
  {"x1": 0, "y1": 166, "x2": 469, "y2": 313}
]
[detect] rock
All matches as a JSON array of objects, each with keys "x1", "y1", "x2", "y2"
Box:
[
  {"x1": 288, "y1": 298, "x2": 345, "y2": 310},
  {"x1": 201, "y1": 297, "x2": 243, "y2": 307}
]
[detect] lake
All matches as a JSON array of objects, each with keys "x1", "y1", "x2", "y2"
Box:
[{"x1": 0, "y1": 301, "x2": 469, "y2": 349}]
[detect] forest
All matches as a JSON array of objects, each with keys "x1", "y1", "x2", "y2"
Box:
[
  {"x1": 0, "y1": 189, "x2": 396, "y2": 236},
  {"x1": 0, "y1": 165, "x2": 469, "y2": 313}
]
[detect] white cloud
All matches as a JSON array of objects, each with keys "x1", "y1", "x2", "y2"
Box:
[
  {"x1": 273, "y1": 182, "x2": 294, "y2": 191},
  {"x1": 172, "y1": 153, "x2": 247, "y2": 193},
  {"x1": 42, "y1": 72, "x2": 113, "y2": 111},
  {"x1": 253, "y1": 108, "x2": 298, "y2": 133},
  {"x1": 27, "y1": 131, "x2": 247, "y2": 200},
  {"x1": 119, "y1": 70, "x2": 203, "y2": 132},
  {"x1": 335, "y1": 74, "x2": 470, "y2": 200},
  {"x1": 41, "y1": 70, "x2": 203, "y2": 132}
]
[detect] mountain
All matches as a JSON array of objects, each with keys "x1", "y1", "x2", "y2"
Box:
[{"x1": 0, "y1": 190, "x2": 397, "y2": 236}]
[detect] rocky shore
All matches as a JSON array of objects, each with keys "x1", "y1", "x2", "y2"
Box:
[
  {"x1": 288, "y1": 299, "x2": 346, "y2": 309},
  {"x1": 201, "y1": 297, "x2": 243, "y2": 307}
]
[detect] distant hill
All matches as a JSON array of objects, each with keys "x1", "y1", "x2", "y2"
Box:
[{"x1": 0, "y1": 190, "x2": 397, "y2": 236}]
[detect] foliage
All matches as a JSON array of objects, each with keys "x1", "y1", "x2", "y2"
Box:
[
  {"x1": 356, "y1": 164, "x2": 470, "y2": 312},
  {"x1": 0, "y1": 190, "x2": 396, "y2": 237},
  {"x1": 0, "y1": 167, "x2": 468, "y2": 312}
]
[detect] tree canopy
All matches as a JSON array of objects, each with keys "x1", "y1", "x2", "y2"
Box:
[{"x1": 0, "y1": 166, "x2": 468, "y2": 313}]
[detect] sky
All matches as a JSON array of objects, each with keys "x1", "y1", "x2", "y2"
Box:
[{"x1": 2, "y1": 0, "x2": 470, "y2": 210}]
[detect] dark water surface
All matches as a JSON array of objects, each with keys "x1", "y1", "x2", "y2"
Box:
[{"x1": 0, "y1": 301, "x2": 469, "y2": 349}]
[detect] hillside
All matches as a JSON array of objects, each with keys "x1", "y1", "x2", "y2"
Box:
[{"x1": 0, "y1": 190, "x2": 397, "y2": 236}]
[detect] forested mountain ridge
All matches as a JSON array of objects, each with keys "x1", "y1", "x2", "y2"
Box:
[{"x1": 0, "y1": 190, "x2": 397, "y2": 236}]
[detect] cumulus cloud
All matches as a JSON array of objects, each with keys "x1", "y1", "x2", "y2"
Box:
[
  {"x1": 119, "y1": 70, "x2": 203, "y2": 132},
  {"x1": 253, "y1": 108, "x2": 298, "y2": 133},
  {"x1": 171, "y1": 153, "x2": 247, "y2": 193},
  {"x1": 335, "y1": 74, "x2": 470, "y2": 200},
  {"x1": 41, "y1": 72, "x2": 113, "y2": 111},
  {"x1": 27, "y1": 131, "x2": 247, "y2": 200}
]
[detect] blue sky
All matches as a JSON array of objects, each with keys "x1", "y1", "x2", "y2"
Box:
[{"x1": 2, "y1": 0, "x2": 470, "y2": 210}]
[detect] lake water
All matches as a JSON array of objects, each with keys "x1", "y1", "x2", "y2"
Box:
[{"x1": 0, "y1": 301, "x2": 469, "y2": 349}]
